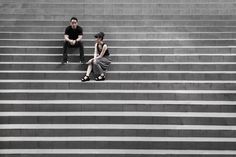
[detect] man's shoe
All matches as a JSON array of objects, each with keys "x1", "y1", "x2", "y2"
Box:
[
  {"x1": 62, "y1": 60, "x2": 68, "y2": 64},
  {"x1": 80, "y1": 60, "x2": 86, "y2": 64}
]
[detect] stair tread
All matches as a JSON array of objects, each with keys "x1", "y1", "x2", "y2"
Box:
[{"x1": 0, "y1": 149, "x2": 236, "y2": 155}]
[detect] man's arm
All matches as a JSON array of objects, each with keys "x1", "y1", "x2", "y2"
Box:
[
  {"x1": 76, "y1": 35, "x2": 83, "y2": 42},
  {"x1": 64, "y1": 34, "x2": 71, "y2": 42},
  {"x1": 64, "y1": 34, "x2": 75, "y2": 45},
  {"x1": 76, "y1": 27, "x2": 83, "y2": 42}
]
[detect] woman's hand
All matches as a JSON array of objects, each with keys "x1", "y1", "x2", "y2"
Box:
[
  {"x1": 86, "y1": 58, "x2": 94, "y2": 65},
  {"x1": 92, "y1": 56, "x2": 100, "y2": 63}
]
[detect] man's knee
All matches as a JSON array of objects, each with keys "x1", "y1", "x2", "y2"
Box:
[
  {"x1": 63, "y1": 41, "x2": 70, "y2": 47},
  {"x1": 76, "y1": 41, "x2": 84, "y2": 47}
]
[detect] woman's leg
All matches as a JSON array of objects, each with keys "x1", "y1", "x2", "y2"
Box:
[
  {"x1": 86, "y1": 64, "x2": 93, "y2": 76},
  {"x1": 81, "y1": 63, "x2": 92, "y2": 82},
  {"x1": 93, "y1": 57, "x2": 111, "y2": 80},
  {"x1": 93, "y1": 60, "x2": 106, "y2": 80},
  {"x1": 93, "y1": 59, "x2": 104, "y2": 77}
]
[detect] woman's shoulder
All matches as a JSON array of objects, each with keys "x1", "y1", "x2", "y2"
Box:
[{"x1": 102, "y1": 43, "x2": 108, "y2": 47}]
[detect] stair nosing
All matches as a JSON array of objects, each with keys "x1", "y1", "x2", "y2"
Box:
[
  {"x1": 1, "y1": 53, "x2": 236, "y2": 56},
  {"x1": 0, "y1": 124, "x2": 235, "y2": 130},
  {"x1": 0, "y1": 89, "x2": 236, "y2": 94},
  {"x1": 0, "y1": 80, "x2": 236, "y2": 84},
  {"x1": 0, "y1": 100, "x2": 235, "y2": 105},
  {"x1": 0, "y1": 111, "x2": 236, "y2": 118},
  {"x1": 1, "y1": 70, "x2": 236, "y2": 74},
  {"x1": 0, "y1": 62, "x2": 236, "y2": 64},
  {"x1": 1, "y1": 46, "x2": 236, "y2": 49},
  {"x1": 0, "y1": 136, "x2": 236, "y2": 142}
]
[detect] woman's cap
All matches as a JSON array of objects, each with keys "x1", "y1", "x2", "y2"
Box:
[{"x1": 95, "y1": 32, "x2": 105, "y2": 38}]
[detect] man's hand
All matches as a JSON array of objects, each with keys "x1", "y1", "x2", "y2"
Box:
[{"x1": 69, "y1": 40, "x2": 76, "y2": 45}]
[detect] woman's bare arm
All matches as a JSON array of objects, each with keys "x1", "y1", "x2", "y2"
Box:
[
  {"x1": 97, "y1": 44, "x2": 107, "y2": 58},
  {"x1": 87, "y1": 44, "x2": 98, "y2": 64},
  {"x1": 94, "y1": 43, "x2": 98, "y2": 58}
]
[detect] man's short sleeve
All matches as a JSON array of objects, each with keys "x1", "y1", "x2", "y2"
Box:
[
  {"x1": 78, "y1": 26, "x2": 83, "y2": 35},
  {"x1": 64, "y1": 26, "x2": 70, "y2": 35}
]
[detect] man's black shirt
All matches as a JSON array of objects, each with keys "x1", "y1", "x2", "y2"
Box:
[{"x1": 64, "y1": 26, "x2": 83, "y2": 40}]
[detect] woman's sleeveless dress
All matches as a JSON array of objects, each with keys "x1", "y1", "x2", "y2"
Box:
[{"x1": 93, "y1": 43, "x2": 112, "y2": 76}]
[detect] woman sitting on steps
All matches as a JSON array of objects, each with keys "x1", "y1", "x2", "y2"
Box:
[{"x1": 81, "y1": 32, "x2": 111, "y2": 82}]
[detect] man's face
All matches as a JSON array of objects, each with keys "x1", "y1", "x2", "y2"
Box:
[{"x1": 70, "y1": 19, "x2": 78, "y2": 29}]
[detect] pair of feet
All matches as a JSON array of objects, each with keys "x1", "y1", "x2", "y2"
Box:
[{"x1": 81, "y1": 75, "x2": 105, "y2": 82}]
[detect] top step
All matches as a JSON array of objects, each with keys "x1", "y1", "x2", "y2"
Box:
[
  {"x1": 1, "y1": 1, "x2": 236, "y2": 16},
  {"x1": 1, "y1": 3, "x2": 236, "y2": 9},
  {"x1": 1, "y1": 0, "x2": 236, "y2": 3}
]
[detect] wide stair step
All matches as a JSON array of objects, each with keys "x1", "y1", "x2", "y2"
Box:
[
  {"x1": 1, "y1": 54, "x2": 236, "y2": 62},
  {"x1": 3, "y1": 26, "x2": 236, "y2": 32},
  {"x1": 1, "y1": 71, "x2": 236, "y2": 80},
  {"x1": 3, "y1": 32, "x2": 236, "y2": 39}
]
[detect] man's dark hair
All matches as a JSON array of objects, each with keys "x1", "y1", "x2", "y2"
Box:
[{"x1": 70, "y1": 17, "x2": 78, "y2": 22}]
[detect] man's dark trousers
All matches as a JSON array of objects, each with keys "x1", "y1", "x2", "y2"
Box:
[{"x1": 63, "y1": 41, "x2": 85, "y2": 62}]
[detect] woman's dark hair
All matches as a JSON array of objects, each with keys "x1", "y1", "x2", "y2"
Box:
[
  {"x1": 70, "y1": 17, "x2": 78, "y2": 22},
  {"x1": 95, "y1": 32, "x2": 105, "y2": 40}
]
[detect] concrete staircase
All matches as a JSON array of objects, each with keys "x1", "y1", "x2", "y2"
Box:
[{"x1": 0, "y1": 0, "x2": 236, "y2": 156}]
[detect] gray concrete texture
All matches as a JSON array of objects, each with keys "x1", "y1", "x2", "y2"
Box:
[{"x1": 0, "y1": 0, "x2": 236, "y2": 156}]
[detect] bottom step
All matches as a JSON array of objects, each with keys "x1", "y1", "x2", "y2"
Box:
[
  {"x1": 0, "y1": 149, "x2": 236, "y2": 156},
  {"x1": 0, "y1": 155, "x2": 235, "y2": 157}
]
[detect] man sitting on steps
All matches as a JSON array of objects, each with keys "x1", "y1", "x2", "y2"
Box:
[{"x1": 62, "y1": 17, "x2": 85, "y2": 64}]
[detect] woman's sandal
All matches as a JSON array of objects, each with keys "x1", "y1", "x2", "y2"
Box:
[
  {"x1": 81, "y1": 75, "x2": 90, "y2": 82},
  {"x1": 95, "y1": 75, "x2": 105, "y2": 81}
]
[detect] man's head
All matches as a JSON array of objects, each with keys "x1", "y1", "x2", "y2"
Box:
[{"x1": 70, "y1": 17, "x2": 78, "y2": 29}]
